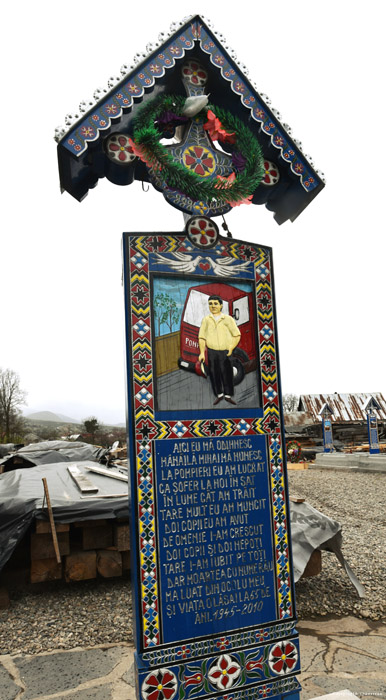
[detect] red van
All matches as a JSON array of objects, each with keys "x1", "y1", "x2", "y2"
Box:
[{"x1": 178, "y1": 282, "x2": 257, "y2": 385}]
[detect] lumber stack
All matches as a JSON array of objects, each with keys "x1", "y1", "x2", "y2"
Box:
[{"x1": 30, "y1": 517, "x2": 130, "y2": 584}]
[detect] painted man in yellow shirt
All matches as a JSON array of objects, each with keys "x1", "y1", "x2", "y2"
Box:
[{"x1": 198, "y1": 295, "x2": 241, "y2": 405}]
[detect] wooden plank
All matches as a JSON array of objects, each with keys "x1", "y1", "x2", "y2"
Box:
[
  {"x1": 287, "y1": 462, "x2": 309, "y2": 470},
  {"x1": 74, "y1": 519, "x2": 109, "y2": 528},
  {"x1": 68, "y1": 465, "x2": 99, "y2": 493},
  {"x1": 122, "y1": 551, "x2": 131, "y2": 572},
  {"x1": 64, "y1": 551, "x2": 97, "y2": 582},
  {"x1": 301, "y1": 549, "x2": 322, "y2": 579},
  {"x1": 31, "y1": 558, "x2": 63, "y2": 583},
  {"x1": 42, "y1": 477, "x2": 61, "y2": 564},
  {"x1": 79, "y1": 494, "x2": 126, "y2": 499},
  {"x1": 96, "y1": 550, "x2": 122, "y2": 578},
  {"x1": 0, "y1": 587, "x2": 10, "y2": 609},
  {"x1": 82, "y1": 523, "x2": 113, "y2": 550},
  {"x1": 85, "y1": 465, "x2": 128, "y2": 482},
  {"x1": 114, "y1": 523, "x2": 130, "y2": 551},
  {"x1": 30, "y1": 532, "x2": 70, "y2": 560},
  {"x1": 35, "y1": 520, "x2": 69, "y2": 534}
]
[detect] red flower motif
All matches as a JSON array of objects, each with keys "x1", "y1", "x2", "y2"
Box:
[
  {"x1": 182, "y1": 60, "x2": 208, "y2": 85},
  {"x1": 183, "y1": 145, "x2": 214, "y2": 177},
  {"x1": 262, "y1": 161, "x2": 279, "y2": 185},
  {"x1": 208, "y1": 655, "x2": 241, "y2": 690},
  {"x1": 142, "y1": 670, "x2": 178, "y2": 700},
  {"x1": 107, "y1": 135, "x2": 136, "y2": 162},
  {"x1": 177, "y1": 645, "x2": 191, "y2": 658},
  {"x1": 216, "y1": 637, "x2": 231, "y2": 650},
  {"x1": 259, "y1": 684, "x2": 272, "y2": 697},
  {"x1": 256, "y1": 629, "x2": 269, "y2": 642},
  {"x1": 189, "y1": 219, "x2": 217, "y2": 245},
  {"x1": 268, "y1": 642, "x2": 298, "y2": 675}
]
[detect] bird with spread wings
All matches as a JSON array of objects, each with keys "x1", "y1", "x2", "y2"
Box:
[{"x1": 153, "y1": 252, "x2": 251, "y2": 277}]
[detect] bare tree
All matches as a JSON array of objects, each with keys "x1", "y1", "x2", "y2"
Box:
[
  {"x1": 282, "y1": 393, "x2": 299, "y2": 413},
  {"x1": 0, "y1": 368, "x2": 27, "y2": 441}
]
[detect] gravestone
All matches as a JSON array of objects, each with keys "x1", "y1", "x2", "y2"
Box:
[
  {"x1": 364, "y1": 397, "x2": 381, "y2": 454},
  {"x1": 55, "y1": 14, "x2": 325, "y2": 700},
  {"x1": 319, "y1": 403, "x2": 334, "y2": 453}
]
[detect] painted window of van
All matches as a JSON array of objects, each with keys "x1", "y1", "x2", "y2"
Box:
[
  {"x1": 232, "y1": 296, "x2": 249, "y2": 325},
  {"x1": 183, "y1": 289, "x2": 230, "y2": 327}
]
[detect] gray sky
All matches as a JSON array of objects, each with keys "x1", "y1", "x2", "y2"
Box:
[{"x1": 1, "y1": 1, "x2": 384, "y2": 425}]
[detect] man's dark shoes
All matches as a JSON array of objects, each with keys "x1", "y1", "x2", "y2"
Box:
[
  {"x1": 225, "y1": 397, "x2": 236, "y2": 405},
  {"x1": 213, "y1": 396, "x2": 223, "y2": 405}
]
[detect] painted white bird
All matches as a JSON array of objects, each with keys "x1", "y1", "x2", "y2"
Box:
[
  {"x1": 153, "y1": 251, "x2": 203, "y2": 273},
  {"x1": 204, "y1": 256, "x2": 252, "y2": 277},
  {"x1": 181, "y1": 95, "x2": 209, "y2": 118}
]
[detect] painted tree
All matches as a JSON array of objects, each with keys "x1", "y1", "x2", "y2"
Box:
[{"x1": 153, "y1": 293, "x2": 180, "y2": 335}]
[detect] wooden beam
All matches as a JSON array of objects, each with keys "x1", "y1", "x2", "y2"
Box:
[{"x1": 42, "y1": 478, "x2": 61, "y2": 564}]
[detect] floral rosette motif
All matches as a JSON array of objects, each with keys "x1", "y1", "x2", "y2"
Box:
[
  {"x1": 208, "y1": 654, "x2": 242, "y2": 690},
  {"x1": 262, "y1": 161, "x2": 280, "y2": 186},
  {"x1": 182, "y1": 60, "x2": 208, "y2": 86},
  {"x1": 105, "y1": 134, "x2": 137, "y2": 164},
  {"x1": 186, "y1": 215, "x2": 219, "y2": 248},
  {"x1": 183, "y1": 146, "x2": 215, "y2": 177},
  {"x1": 142, "y1": 669, "x2": 178, "y2": 700},
  {"x1": 268, "y1": 642, "x2": 298, "y2": 675}
]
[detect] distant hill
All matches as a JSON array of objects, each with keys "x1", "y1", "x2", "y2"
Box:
[{"x1": 26, "y1": 411, "x2": 80, "y2": 424}]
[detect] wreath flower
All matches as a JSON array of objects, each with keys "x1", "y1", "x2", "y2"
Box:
[
  {"x1": 204, "y1": 109, "x2": 236, "y2": 144},
  {"x1": 286, "y1": 440, "x2": 302, "y2": 463},
  {"x1": 130, "y1": 94, "x2": 264, "y2": 207}
]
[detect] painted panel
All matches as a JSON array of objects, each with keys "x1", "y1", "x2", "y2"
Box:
[{"x1": 123, "y1": 231, "x2": 300, "y2": 700}]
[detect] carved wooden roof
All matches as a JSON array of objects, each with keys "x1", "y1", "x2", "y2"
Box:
[{"x1": 56, "y1": 15, "x2": 324, "y2": 224}]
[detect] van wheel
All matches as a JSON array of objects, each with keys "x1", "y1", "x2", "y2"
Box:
[{"x1": 231, "y1": 357, "x2": 245, "y2": 386}]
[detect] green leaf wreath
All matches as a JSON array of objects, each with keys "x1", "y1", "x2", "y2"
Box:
[{"x1": 128, "y1": 94, "x2": 265, "y2": 207}]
